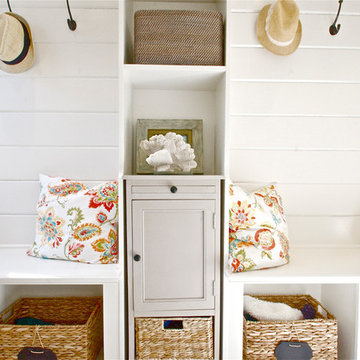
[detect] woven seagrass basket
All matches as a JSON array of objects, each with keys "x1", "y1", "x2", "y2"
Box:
[
  {"x1": 135, "y1": 316, "x2": 214, "y2": 359},
  {"x1": 134, "y1": 10, "x2": 224, "y2": 65},
  {"x1": 0, "y1": 296, "x2": 103, "y2": 360},
  {"x1": 243, "y1": 294, "x2": 337, "y2": 360}
]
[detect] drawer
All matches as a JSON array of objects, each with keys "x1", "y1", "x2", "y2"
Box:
[{"x1": 131, "y1": 184, "x2": 216, "y2": 195}]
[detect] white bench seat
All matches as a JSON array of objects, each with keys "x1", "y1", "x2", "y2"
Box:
[
  {"x1": 0, "y1": 245, "x2": 123, "y2": 359},
  {"x1": 226, "y1": 246, "x2": 360, "y2": 283},
  {"x1": 0, "y1": 246, "x2": 121, "y2": 284}
]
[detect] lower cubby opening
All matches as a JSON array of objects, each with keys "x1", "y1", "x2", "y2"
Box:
[
  {"x1": 223, "y1": 280, "x2": 359, "y2": 359},
  {"x1": 0, "y1": 284, "x2": 104, "y2": 360},
  {"x1": 243, "y1": 283, "x2": 358, "y2": 360}
]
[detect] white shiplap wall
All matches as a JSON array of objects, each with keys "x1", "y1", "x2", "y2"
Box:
[
  {"x1": 229, "y1": 0, "x2": 360, "y2": 247},
  {"x1": 0, "y1": 2, "x2": 119, "y2": 246}
]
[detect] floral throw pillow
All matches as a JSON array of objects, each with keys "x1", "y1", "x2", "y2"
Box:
[
  {"x1": 229, "y1": 183, "x2": 289, "y2": 272},
  {"x1": 28, "y1": 174, "x2": 118, "y2": 264}
]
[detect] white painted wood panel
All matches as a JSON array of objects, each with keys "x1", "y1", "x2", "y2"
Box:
[
  {"x1": 230, "y1": 0, "x2": 360, "y2": 13},
  {"x1": 0, "y1": 79, "x2": 117, "y2": 112},
  {"x1": 287, "y1": 216, "x2": 360, "y2": 247},
  {"x1": 230, "y1": 13, "x2": 360, "y2": 49},
  {"x1": 0, "y1": 44, "x2": 118, "y2": 78},
  {"x1": 0, "y1": 0, "x2": 118, "y2": 8},
  {"x1": 0, "y1": 180, "x2": 118, "y2": 215},
  {"x1": 230, "y1": 82, "x2": 360, "y2": 116},
  {"x1": 0, "y1": 183, "x2": 39, "y2": 215},
  {"x1": 0, "y1": 148, "x2": 119, "y2": 180},
  {"x1": 0, "y1": 216, "x2": 36, "y2": 245},
  {"x1": 230, "y1": 183, "x2": 360, "y2": 216},
  {"x1": 229, "y1": 150, "x2": 360, "y2": 183},
  {"x1": 230, "y1": 48, "x2": 360, "y2": 82},
  {"x1": 0, "y1": 113, "x2": 118, "y2": 146},
  {"x1": 0, "y1": 8, "x2": 118, "y2": 43},
  {"x1": 229, "y1": 116, "x2": 360, "y2": 150}
]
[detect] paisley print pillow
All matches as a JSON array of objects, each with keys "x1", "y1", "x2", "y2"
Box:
[
  {"x1": 28, "y1": 174, "x2": 118, "y2": 264},
  {"x1": 229, "y1": 183, "x2": 289, "y2": 272}
]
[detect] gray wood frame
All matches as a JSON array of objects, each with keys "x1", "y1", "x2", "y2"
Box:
[{"x1": 136, "y1": 119, "x2": 203, "y2": 174}]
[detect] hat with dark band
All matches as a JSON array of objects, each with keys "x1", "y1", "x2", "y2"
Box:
[{"x1": 0, "y1": 12, "x2": 34, "y2": 73}]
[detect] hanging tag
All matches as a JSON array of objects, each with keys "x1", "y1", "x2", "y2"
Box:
[
  {"x1": 275, "y1": 341, "x2": 312, "y2": 360},
  {"x1": 18, "y1": 347, "x2": 57, "y2": 360}
]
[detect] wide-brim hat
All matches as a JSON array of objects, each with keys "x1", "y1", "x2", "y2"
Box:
[
  {"x1": 257, "y1": 0, "x2": 302, "y2": 56},
  {"x1": 0, "y1": 12, "x2": 34, "y2": 73}
]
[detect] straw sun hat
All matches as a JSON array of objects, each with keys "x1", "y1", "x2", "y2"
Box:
[
  {"x1": 257, "y1": 0, "x2": 302, "y2": 56},
  {"x1": 0, "y1": 12, "x2": 34, "y2": 73}
]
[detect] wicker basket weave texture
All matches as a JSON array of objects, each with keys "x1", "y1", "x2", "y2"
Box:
[
  {"x1": 134, "y1": 10, "x2": 224, "y2": 65},
  {"x1": 135, "y1": 317, "x2": 214, "y2": 359},
  {"x1": 0, "y1": 297, "x2": 103, "y2": 360},
  {"x1": 243, "y1": 295, "x2": 338, "y2": 360}
]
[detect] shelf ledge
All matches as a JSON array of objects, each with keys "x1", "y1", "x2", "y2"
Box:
[
  {"x1": 0, "y1": 246, "x2": 121, "y2": 284},
  {"x1": 225, "y1": 246, "x2": 360, "y2": 283},
  {"x1": 124, "y1": 64, "x2": 226, "y2": 91}
]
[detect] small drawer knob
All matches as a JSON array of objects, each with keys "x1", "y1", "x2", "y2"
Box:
[
  {"x1": 134, "y1": 254, "x2": 141, "y2": 262},
  {"x1": 170, "y1": 186, "x2": 178, "y2": 193}
]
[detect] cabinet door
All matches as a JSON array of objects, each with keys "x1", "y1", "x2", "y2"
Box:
[{"x1": 132, "y1": 199, "x2": 216, "y2": 312}]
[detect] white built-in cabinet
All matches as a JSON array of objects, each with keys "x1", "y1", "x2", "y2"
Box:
[
  {"x1": 119, "y1": 0, "x2": 360, "y2": 359},
  {"x1": 119, "y1": 0, "x2": 227, "y2": 354},
  {"x1": 125, "y1": 176, "x2": 222, "y2": 358}
]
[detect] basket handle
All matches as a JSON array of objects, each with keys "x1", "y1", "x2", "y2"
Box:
[
  {"x1": 0, "y1": 302, "x2": 15, "y2": 323},
  {"x1": 316, "y1": 301, "x2": 333, "y2": 319}
]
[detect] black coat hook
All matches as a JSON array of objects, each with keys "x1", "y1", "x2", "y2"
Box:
[
  {"x1": 329, "y1": 0, "x2": 343, "y2": 35},
  {"x1": 66, "y1": 0, "x2": 77, "y2": 31},
  {"x1": 6, "y1": 0, "x2": 12, "y2": 12}
]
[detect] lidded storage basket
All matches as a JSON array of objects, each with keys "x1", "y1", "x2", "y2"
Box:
[
  {"x1": 135, "y1": 316, "x2": 214, "y2": 359},
  {"x1": 0, "y1": 296, "x2": 103, "y2": 360},
  {"x1": 243, "y1": 294, "x2": 337, "y2": 360},
  {"x1": 134, "y1": 10, "x2": 224, "y2": 65}
]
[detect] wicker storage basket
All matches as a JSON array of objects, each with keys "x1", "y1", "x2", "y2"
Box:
[
  {"x1": 135, "y1": 316, "x2": 214, "y2": 359},
  {"x1": 134, "y1": 10, "x2": 224, "y2": 65},
  {"x1": 243, "y1": 294, "x2": 337, "y2": 360},
  {"x1": 0, "y1": 296, "x2": 103, "y2": 360}
]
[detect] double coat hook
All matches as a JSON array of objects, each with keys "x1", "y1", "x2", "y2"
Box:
[{"x1": 329, "y1": 0, "x2": 343, "y2": 35}]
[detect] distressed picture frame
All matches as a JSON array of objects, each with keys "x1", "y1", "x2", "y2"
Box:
[{"x1": 136, "y1": 119, "x2": 203, "y2": 174}]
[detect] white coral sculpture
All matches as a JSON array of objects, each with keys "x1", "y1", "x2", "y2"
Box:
[{"x1": 140, "y1": 132, "x2": 197, "y2": 173}]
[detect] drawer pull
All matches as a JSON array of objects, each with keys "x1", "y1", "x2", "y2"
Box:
[
  {"x1": 134, "y1": 254, "x2": 141, "y2": 262},
  {"x1": 170, "y1": 186, "x2": 178, "y2": 193}
]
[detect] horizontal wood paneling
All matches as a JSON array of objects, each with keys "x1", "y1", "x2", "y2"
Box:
[
  {"x1": 229, "y1": 150, "x2": 360, "y2": 183},
  {"x1": 287, "y1": 216, "x2": 360, "y2": 247},
  {"x1": 0, "y1": 216, "x2": 36, "y2": 245},
  {"x1": 0, "y1": 78, "x2": 117, "y2": 112},
  {"x1": 0, "y1": 0, "x2": 118, "y2": 8},
  {"x1": 0, "y1": 113, "x2": 118, "y2": 146},
  {"x1": 230, "y1": 48, "x2": 360, "y2": 82},
  {"x1": 230, "y1": 183, "x2": 360, "y2": 216},
  {"x1": 1, "y1": 8, "x2": 119, "y2": 43},
  {"x1": 229, "y1": 116, "x2": 360, "y2": 149},
  {"x1": 0, "y1": 180, "x2": 114, "y2": 215},
  {"x1": 0, "y1": 43, "x2": 118, "y2": 78},
  {"x1": 0, "y1": 5, "x2": 118, "y2": 246},
  {"x1": 230, "y1": 82, "x2": 360, "y2": 116},
  {"x1": 230, "y1": 0, "x2": 360, "y2": 13},
  {"x1": 230, "y1": 13, "x2": 360, "y2": 48},
  {"x1": 0, "y1": 148, "x2": 119, "y2": 181},
  {"x1": 0, "y1": 183, "x2": 39, "y2": 215}
]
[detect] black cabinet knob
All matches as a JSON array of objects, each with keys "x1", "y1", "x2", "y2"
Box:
[
  {"x1": 170, "y1": 186, "x2": 178, "y2": 193},
  {"x1": 134, "y1": 254, "x2": 141, "y2": 262}
]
